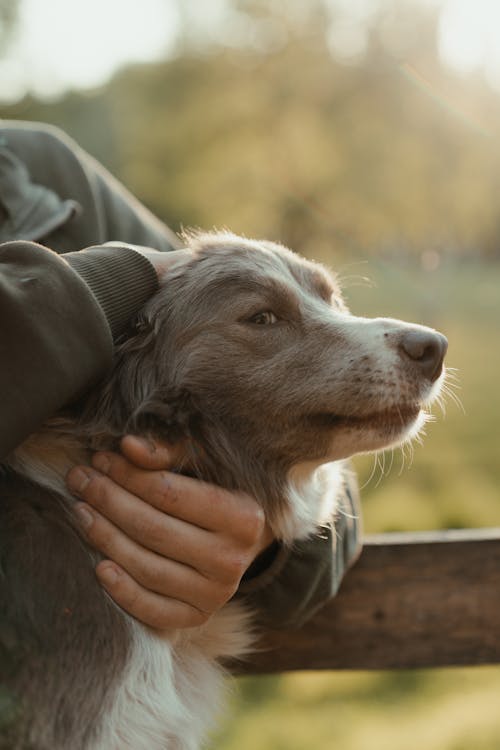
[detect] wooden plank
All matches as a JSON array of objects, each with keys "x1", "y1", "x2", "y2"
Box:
[{"x1": 239, "y1": 529, "x2": 500, "y2": 673}]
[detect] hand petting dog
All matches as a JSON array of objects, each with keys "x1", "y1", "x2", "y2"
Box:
[{"x1": 67, "y1": 436, "x2": 274, "y2": 630}]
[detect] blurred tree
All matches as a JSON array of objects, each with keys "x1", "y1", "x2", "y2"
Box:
[{"x1": 2, "y1": 0, "x2": 500, "y2": 261}]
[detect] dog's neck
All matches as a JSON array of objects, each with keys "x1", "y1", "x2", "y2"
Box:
[{"x1": 8, "y1": 421, "x2": 345, "y2": 545}]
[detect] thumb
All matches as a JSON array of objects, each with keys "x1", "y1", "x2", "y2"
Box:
[{"x1": 120, "y1": 435, "x2": 187, "y2": 470}]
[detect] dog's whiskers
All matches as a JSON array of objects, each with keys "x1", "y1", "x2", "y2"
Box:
[
  {"x1": 371, "y1": 452, "x2": 387, "y2": 489},
  {"x1": 398, "y1": 445, "x2": 406, "y2": 475},
  {"x1": 440, "y1": 382, "x2": 465, "y2": 415},
  {"x1": 444, "y1": 365, "x2": 460, "y2": 379},
  {"x1": 360, "y1": 454, "x2": 380, "y2": 490},
  {"x1": 434, "y1": 391, "x2": 447, "y2": 417},
  {"x1": 398, "y1": 438, "x2": 416, "y2": 474},
  {"x1": 387, "y1": 448, "x2": 395, "y2": 476}
]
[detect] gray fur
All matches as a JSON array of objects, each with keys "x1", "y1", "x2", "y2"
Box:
[{"x1": 0, "y1": 473, "x2": 131, "y2": 749}]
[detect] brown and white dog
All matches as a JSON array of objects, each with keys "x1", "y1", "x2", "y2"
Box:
[{"x1": 1, "y1": 232, "x2": 447, "y2": 749}]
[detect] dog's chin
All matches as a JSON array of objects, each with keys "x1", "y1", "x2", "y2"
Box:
[
  {"x1": 322, "y1": 404, "x2": 428, "y2": 459},
  {"x1": 328, "y1": 403, "x2": 421, "y2": 431}
]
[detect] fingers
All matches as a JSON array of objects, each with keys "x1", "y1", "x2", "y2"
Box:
[
  {"x1": 89, "y1": 448, "x2": 265, "y2": 541},
  {"x1": 95, "y1": 562, "x2": 213, "y2": 630},
  {"x1": 120, "y1": 435, "x2": 187, "y2": 471},
  {"x1": 74, "y1": 502, "x2": 238, "y2": 618},
  {"x1": 71, "y1": 484, "x2": 244, "y2": 629},
  {"x1": 65, "y1": 438, "x2": 274, "y2": 631},
  {"x1": 68, "y1": 467, "x2": 245, "y2": 581}
]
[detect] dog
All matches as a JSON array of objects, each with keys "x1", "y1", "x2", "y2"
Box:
[{"x1": 0, "y1": 231, "x2": 447, "y2": 749}]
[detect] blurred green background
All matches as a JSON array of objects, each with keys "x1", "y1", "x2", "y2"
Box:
[{"x1": 2, "y1": 1, "x2": 500, "y2": 747}]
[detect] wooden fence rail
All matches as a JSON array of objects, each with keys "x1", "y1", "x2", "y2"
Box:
[{"x1": 241, "y1": 528, "x2": 500, "y2": 674}]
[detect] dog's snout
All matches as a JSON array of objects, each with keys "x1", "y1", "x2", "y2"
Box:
[{"x1": 399, "y1": 329, "x2": 448, "y2": 381}]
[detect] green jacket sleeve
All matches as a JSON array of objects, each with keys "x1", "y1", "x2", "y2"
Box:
[{"x1": 0, "y1": 240, "x2": 158, "y2": 461}]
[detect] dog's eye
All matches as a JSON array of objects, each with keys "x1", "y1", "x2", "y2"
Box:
[{"x1": 248, "y1": 311, "x2": 278, "y2": 325}]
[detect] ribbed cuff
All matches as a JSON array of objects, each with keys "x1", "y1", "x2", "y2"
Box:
[{"x1": 65, "y1": 245, "x2": 159, "y2": 339}]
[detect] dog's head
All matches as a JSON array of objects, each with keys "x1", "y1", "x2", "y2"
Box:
[{"x1": 86, "y1": 232, "x2": 447, "y2": 538}]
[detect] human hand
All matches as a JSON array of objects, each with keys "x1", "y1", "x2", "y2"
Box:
[{"x1": 66, "y1": 437, "x2": 274, "y2": 630}]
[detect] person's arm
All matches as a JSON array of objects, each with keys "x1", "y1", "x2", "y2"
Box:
[
  {"x1": 0, "y1": 239, "x2": 152, "y2": 459},
  {"x1": 0, "y1": 237, "x2": 189, "y2": 463}
]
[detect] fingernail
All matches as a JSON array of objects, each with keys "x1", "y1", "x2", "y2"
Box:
[
  {"x1": 74, "y1": 503, "x2": 94, "y2": 529},
  {"x1": 93, "y1": 453, "x2": 110, "y2": 474},
  {"x1": 66, "y1": 467, "x2": 91, "y2": 495},
  {"x1": 97, "y1": 564, "x2": 120, "y2": 586}
]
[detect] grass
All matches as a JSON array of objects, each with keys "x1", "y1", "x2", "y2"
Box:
[{"x1": 209, "y1": 259, "x2": 500, "y2": 750}]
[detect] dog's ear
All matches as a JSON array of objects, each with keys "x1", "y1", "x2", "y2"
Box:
[{"x1": 81, "y1": 317, "x2": 198, "y2": 446}]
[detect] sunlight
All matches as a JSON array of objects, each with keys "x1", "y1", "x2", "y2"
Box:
[
  {"x1": 3, "y1": 0, "x2": 500, "y2": 101},
  {"x1": 1, "y1": 0, "x2": 179, "y2": 100},
  {"x1": 438, "y1": 0, "x2": 500, "y2": 88}
]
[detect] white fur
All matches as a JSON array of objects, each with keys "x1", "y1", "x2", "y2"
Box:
[
  {"x1": 92, "y1": 604, "x2": 253, "y2": 750},
  {"x1": 282, "y1": 461, "x2": 344, "y2": 543}
]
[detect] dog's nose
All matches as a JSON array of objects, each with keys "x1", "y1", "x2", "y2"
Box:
[{"x1": 399, "y1": 329, "x2": 448, "y2": 382}]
